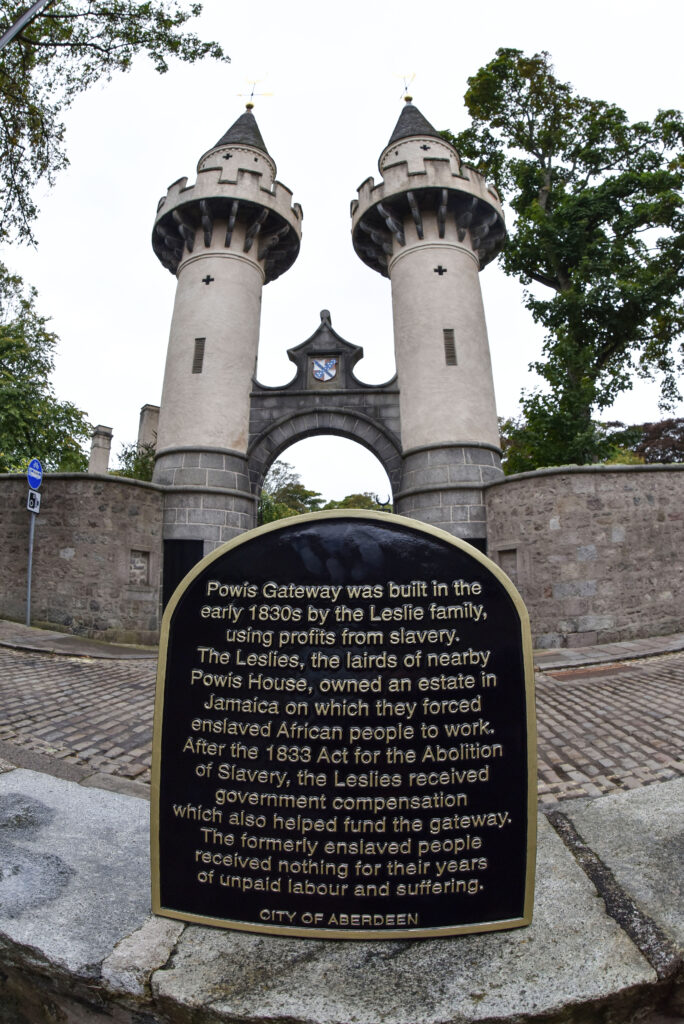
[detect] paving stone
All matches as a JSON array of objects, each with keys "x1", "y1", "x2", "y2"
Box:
[
  {"x1": 0, "y1": 648, "x2": 155, "y2": 782},
  {"x1": 535, "y1": 655, "x2": 684, "y2": 804}
]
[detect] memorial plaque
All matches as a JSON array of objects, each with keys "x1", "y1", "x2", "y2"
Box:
[{"x1": 151, "y1": 511, "x2": 536, "y2": 938}]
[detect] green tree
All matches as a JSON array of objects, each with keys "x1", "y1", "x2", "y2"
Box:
[
  {"x1": 258, "y1": 462, "x2": 390, "y2": 523},
  {"x1": 0, "y1": 0, "x2": 228, "y2": 244},
  {"x1": 0, "y1": 3, "x2": 226, "y2": 471},
  {"x1": 497, "y1": 414, "x2": 676, "y2": 473},
  {"x1": 0, "y1": 267, "x2": 91, "y2": 470},
  {"x1": 322, "y1": 492, "x2": 388, "y2": 510},
  {"x1": 258, "y1": 461, "x2": 324, "y2": 524},
  {"x1": 497, "y1": 415, "x2": 542, "y2": 475},
  {"x1": 595, "y1": 421, "x2": 645, "y2": 465},
  {"x1": 446, "y1": 49, "x2": 684, "y2": 467},
  {"x1": 112, "y1": 440, "x2": 156, "y2": 481}
]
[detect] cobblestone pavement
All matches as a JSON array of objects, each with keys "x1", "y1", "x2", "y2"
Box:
[
  {"x1": 537, "y1": 655, "x2": 684, "y2": 805},
  {"x1": 0, "y1": 647, "x2": 682, "y2": 803},
  {"x1": 0, "y1": 648, "x2": 157, "y2": 785}
]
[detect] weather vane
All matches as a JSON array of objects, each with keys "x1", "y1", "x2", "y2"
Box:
[
  {"x1": 394, "y1": 72, "x2": 416, "y2": 101},
  {"x1": 237, "y1": 78, "x2": 273, "y2": 109}
]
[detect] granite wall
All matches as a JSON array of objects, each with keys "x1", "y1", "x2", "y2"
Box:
[
  {"x1": 486, "y1": 465, "x2": 684, "y2": 648},
  {"x1": 1, "y1": 464, "x2": 683, "y2": 648},
  {"x1": 0, "y1": 475, "x2": 163, "y2": 644}
]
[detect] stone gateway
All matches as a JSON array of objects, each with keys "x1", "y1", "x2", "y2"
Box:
[
  {"x1": 151, "y1": 511, "x2": 536, "y2": 939},
  {"x1": 1, "y1": 101, "x2": 682, "y2": 653},
  {"x1": 150, "y1": 98, "x2": 505, "y2": 602}
]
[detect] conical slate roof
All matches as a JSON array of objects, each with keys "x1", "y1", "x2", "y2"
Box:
[
  {"x1": 214, "y1": 107, "x2": 268, "y2": 153},
  {"x1": 387, "y1": 101, "x2": 442, "y2": 146}
]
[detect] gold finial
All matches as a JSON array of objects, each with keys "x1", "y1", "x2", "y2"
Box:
[
  {"x1": 246, "y1": 101, "x2": 254, "y2": 111},
  {"x1": 404, "y1": 94, "x2": 413, "y2": 103}
]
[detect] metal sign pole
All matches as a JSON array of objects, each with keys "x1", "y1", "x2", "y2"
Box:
[
  {"x1": 25, "y1": 458, "x2": 43, "y2": 627},
  {"x1": 26, "y1": 511, "x2": 36, "y2": 627}
]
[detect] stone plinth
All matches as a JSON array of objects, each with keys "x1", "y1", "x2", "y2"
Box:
[{"x1": 0, "y1": 768, "x2": 681, "y2": 1024}]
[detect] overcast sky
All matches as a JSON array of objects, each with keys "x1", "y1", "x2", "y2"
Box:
[{"x1": 5, "y1": 0, "x2": 683, "y2": 499}]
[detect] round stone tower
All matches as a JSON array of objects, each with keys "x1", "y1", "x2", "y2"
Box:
[
  {"x1": 152, "y1": 105, "x2": 302, "y2": 593},
  {"x1": 351, "y1": 99, "x2": 505, "y2": 550}
]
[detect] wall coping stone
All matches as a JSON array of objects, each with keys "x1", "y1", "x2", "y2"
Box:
[
  {"x1": 403, "y1": 441, "x2": 503, "y2": 457},
  {"x1": 0, "y1": 471, "x2": 163, "y2": 490},
  {"x1": 487, "y1": 462, "x2": 684, "y2": 487},
  {"x1": 0, "y1": 473, "x2": 258, "y2": 502}
]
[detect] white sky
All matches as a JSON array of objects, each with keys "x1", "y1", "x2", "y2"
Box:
[{"x1": 4, "y1": 0, "x2": 683, "y2": 500}]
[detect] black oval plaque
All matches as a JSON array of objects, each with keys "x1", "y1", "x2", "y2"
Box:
[{"x1": 151, "y1": 511, "x2": 536, "y2": 938}]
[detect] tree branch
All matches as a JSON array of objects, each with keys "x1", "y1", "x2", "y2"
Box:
[{"x1": 527, "y1": 268, "x2": 561, "y2": 290}]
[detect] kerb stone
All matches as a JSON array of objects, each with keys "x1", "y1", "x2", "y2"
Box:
[{"x1": 566, "y1": 779, "x2": 684, "y2": 955}]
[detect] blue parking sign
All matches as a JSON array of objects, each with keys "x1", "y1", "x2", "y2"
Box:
[{"x1": 27, "y1": 458, "x2": 43, "y2": 489}]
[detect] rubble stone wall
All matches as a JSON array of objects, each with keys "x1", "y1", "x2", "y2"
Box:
[
  {"x1": 0, "y1": 474, "x2": 163, "y2": 644},
  {"x1": 486, "y1": 465, "x2": 684, "y2": 647},
  {"x1": 2, "y1": 464, "x2": 683, "y2": 648}
]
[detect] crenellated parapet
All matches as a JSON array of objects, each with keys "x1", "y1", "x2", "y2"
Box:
[
  {"x1": 351, "y1": 116, "x2": 504, "y2": 278},
  {"x1": 152, "y1": 110, "x2": 302, "y2": 284}
]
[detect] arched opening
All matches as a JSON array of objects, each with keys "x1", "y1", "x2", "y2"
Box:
[
  {"x1": 259, "y1": 436, "x2": 393, "y2": 516},
  {"x1": 247, "y1": 409, "x2": 402, "y2": 500}
]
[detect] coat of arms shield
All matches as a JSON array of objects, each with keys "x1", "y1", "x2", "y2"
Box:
[{"x1": 311, "y1": 357, "x2": 338, "y2": 382}]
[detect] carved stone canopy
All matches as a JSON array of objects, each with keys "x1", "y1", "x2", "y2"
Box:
[{"x1": 254, "y1": 309, "x2": 396, "y2": 393}]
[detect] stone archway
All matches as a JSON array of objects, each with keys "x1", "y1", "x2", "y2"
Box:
[
  {"x1": 247, "y1": 312, "x2": 401, "y2": 505},
  {"x1": 247, "y1": 408, "x2": 402, "y2": 498}
]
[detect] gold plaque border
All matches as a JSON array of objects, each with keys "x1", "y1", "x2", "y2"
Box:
[{"x1": 151, "y1": 509, "x2": 537, "y2": 940}]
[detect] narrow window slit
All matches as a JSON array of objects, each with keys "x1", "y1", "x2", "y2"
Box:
[
  {"x1": 192, "y1": 337, "x2": 206, "y2": 374},
  {"x1": 443, "y1": 329, "x2": 457, "y2": 366}
]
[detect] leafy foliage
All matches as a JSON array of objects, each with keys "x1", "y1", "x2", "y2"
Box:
[
  {"x1": 632, "y1": 418, "x2": 684, "y2": 463},
  {"x1": 498, "y1": 415, "x2": 684, "y2": 473},
  {"x1": 594, "y1": 421, "x2": 645, "y2": 465},
  {"x1": 258, "y1": 461, "x2": 323, "y2": 524},
  {"x1": 498, "y1": 415, "x2": 544, "y2": 475},
  {"x1": 112, "y1": 440, "x2": 156, "y2": 480},
  {"x1": 0, "y1": 2, "x2": 226, "y2": 473},
  {"x1": 0, "y1": 268, "x2": 90, "y2": 471},
  {"x1": 0, "y1": 0, "x2": 228, "y2": 244},
  {"x1": 258, "y1": 461, "x2": 390, "y2": 523},
  {"x1": 322, "y1": 492, "x2": 388, "y2": 511},
  {"x1": 446, "y1": 48, "x2": 684, "y2": 467}
]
